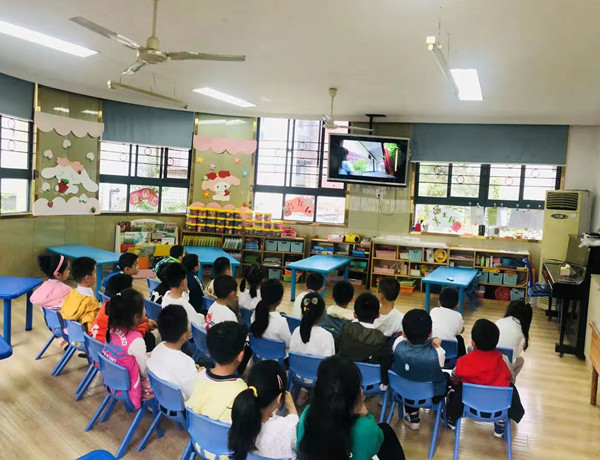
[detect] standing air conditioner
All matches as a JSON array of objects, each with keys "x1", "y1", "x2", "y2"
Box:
[{"x1": 541, "y1": 190, "x2": 592, "y2": 263}]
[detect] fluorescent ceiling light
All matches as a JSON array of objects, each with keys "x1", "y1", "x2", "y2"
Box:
[
  {"x1": 198, "y1": 119, "x2": 246, "y2": 126},
  {"x1": 81, "y1": 110, "x2": 99, "y2": 115},
  {"x1": 450, "y1": 69, "x2": 483, "y2": 101},
  {"x1": 0, "y1": 20, "x2": 97, "y2": 57},
  {"x1": 193, "y1": 88, "x2": 256, "y2": 108},
  {"x1": 53, "y1": 107, "x2": 70, "y2": 113}
]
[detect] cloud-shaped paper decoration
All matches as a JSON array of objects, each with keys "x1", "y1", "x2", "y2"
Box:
[
  {"x1": 35, "y1": 111, "x2": 104, "y2": 138},
  {"x1": 43, "y1": 149, "x2": 53, "y2": 160},
  {"x1": 63, "y1": 139, "x2": 71, "y2": 149},
  {"x1": 86, "y1": 152, "x2": 95, "y2": 161},
  {"x1": 41, "y1": 182, "x2": 51, "y2": 192},
  {"x1": 33, "y1": 195, "x2": 101, "y2": 216},
  {"x1": 193, "y1": 135, "x2": 257, "y2": 155}
]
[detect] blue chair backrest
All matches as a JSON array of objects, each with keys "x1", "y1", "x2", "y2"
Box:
[
  {"x1": 0, "y1": 334, "x2": 12, "y2": 360},
  {"x1": 202, "y1": 296, "x2": 215, "y2": 312},
  {"x1": 84, "y1": 334, "x2": 104, "y2": 365},
  {"x1": 191, "y1": 322, "x2": 210, "y2": 358},
  {"x1": 282, "y1": 314, "x2": 301, "y2": 334},
  {"x1": 355, "y1": 362, "x2": 381, "y2": 388},
  {"x1": 497, "y1": 346, "x2": 514, "y2": 364},
  {"x1": 249, "y1": 334, "x2": 286, "y2": 362},
  {"x1": 147, "y1": 278, "x2": 161, "y2": 293},
  {"x1": 144, "y1": 299, "x2": 162, "y2": 322},
  {"x1": 240, "y1": 307, "x2": 253, "y2": 328},
  {"x1": 99, "y1": 293, "x2": 110, "y2": 304},
  {"x1": 462, "y1": 383, "x2": 513, "y2": 416},
  {"x1": 319, "y1": 314, "x2": 348, "y2": 338},
  {"x1": 441, "y1": 339, "x2": 458, "y2": 361},
  {"x1": 289, "y1": 352, "x2": 323, "y2": 383},
  {"x1": 77, "y1": 450, "x2": 118, "y2": 460},
  {"x1": 185, "y1": 408, "x2": 231, "y2": 458},
  {"x1": 98, "y1": 353, "x2": 130, "y2": 396},
  {"x1": 523, "y1": 257, "x2": 534, "y2": 289},
  {"x1": 147, "y1": 369, "x2": 185, "y2": 413},
  {"x1": 388, "y1": 370, "x2": 435, "y2": 405},
  {"x1": 44, "y1": 308, "x2": 66, "y2": 339},
  {"x1": 65, "y1": 320, "x2": 87, "y2": 351}
]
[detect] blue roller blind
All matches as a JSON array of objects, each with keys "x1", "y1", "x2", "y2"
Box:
[
  {"x1": 411, "y1": 123, "x2": 569, "y2": 165},
  {"x1": 0, "y1": 73, "x2": 34, "y2": 120},
  {"x1": 102, "y1": 100, "x2": 194, "y2": 149}
]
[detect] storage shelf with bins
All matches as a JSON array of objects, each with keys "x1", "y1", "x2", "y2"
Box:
[{"x1": 309, "y1": 238, "x2": 372, "y2": 288}]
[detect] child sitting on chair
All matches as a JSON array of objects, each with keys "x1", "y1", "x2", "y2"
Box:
[
  {"x1": 153, "y1": 245, "x2": 185, "y2": 275},
  {"x1": 290, "y1": 272, "x2": 325, "y2": 318},
  {"x1": 250, "y1": 279, "x2": 291, "y2": 354},
  {"x1": 239, "y1": 264, "x2": 264, "y2": 312},
  {"x1": 496, "y1": 300, "x2": 532, "y2": 379},
  {"x1": 206, "y1": 275, "x2": 240, "y2": 327},
  {"x1": 161, "y1": 262, "x2": 205, "y2": 328},
  {"x1": 430, "y1": 287, "x2": 466, "y2": 357},
  {"x1": 102, "y1": 252, "x2": 139, "y2": 289},
  {"x1": 374, "y1": 277, "x2": 404, "y2": 339},
  {"x1": 205, "y1": 257, "x2": 232, "y2": 300},
  {"x1": 31, "y1": 254, "x2": 72, "y2": 311},
  {"x1": 182, "y1": 253, "x2": 205, "y2": 314},
  {"x1": 290, "y1": 292, "x2": 335, "y2": 358},
  {"x1": 61, "y1": 257, "x2": 101, "y2": 333}
]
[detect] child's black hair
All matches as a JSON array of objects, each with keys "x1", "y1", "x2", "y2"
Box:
[
  {"x1": 229, "y1": 360, "x2": 287, "y2": 460},
  {"x1": 71, "y1": 256, "x2": 96, "y2": 283},
  {"x1": 214, "y1": 275, "x2": 238, "y2": 300},
  {"x1": 300, "y1": 292, "x2": 326, "y2": 344},
  {"x1": 105, "y1": 274, "x2": 133, "y2": 298},
  {"x1": 240, "y1": 264, "x2": 263, "y2": 299},
  {"x1": 504, "y1": 300, "x2": 533, "y2": 350},
  {"x1": 158, "y1": 304, "x2": 189, "y2": 343},
  {"x1": 402, "y1": 309, "x2": 432, "y2": 344},
  {"x1": 353, "y1": 292, "x2": 380, "y2": 323},
  {"x1": 182, "y1": 254, "x2": 199, "y2": 274},
  {"x1": 170, "y1": 245, "x2": 185, "y2": 259},
  {"x1": 162, "y1": 262, "x2": 187, "y2": 289},
  {"x1": 378, "y1": 276, "x2": 400, "y2": 302},
  {"x1": 332, "y1": 281, "x2": 354, "y2": 307},
  {"x1": 38, "y1": 254, "x2": 69, "y2": 279},
  {"x1": 250, "y1": 279, "x2": 284, "y2": 338},
  {"x1": 439, "y1": 287, "x2": 459, "y2": 310},
  {"x1": 207, "y1": 321, "x2": 248, "y2": 365},
  {"x1": 306, "y1": 272, "x2": 325, "y2": 292},
  {"x1": 118, "y1": 253, "x2": 138, "y2": 271},
  {"x1": 472, "y1": 318, "x2": 500, "y2": 351},
  {"x1": 213, "y1": 257, "x2": 232, "y2": 277},
  {"x1": 105, "y1": 288, "x2": 144, "y2": 343}
]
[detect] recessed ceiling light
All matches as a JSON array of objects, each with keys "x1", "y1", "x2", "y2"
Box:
[
  {"x1": 450, "y1": 69, "x2": 483, "y2": 101},
  {"x1": 193, "y1": 88, "x2": 256, "y2": 108},
  {"x1": 198, "y1": 119, "x2": 246, "y2": 126},
  {"x1": 81, "y1": 110, "x2": 99, "y2": 115},
  {"x1": 53, "y1": 107, "x2": 70, "y2": 113},
  {"x1": 0, "y1": 20, "x2": 97, "y2": 57}
]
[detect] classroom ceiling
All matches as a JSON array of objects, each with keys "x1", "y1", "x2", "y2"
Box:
[{"x1": 1, "y1": 0, "x2": 600, "y2": 124}]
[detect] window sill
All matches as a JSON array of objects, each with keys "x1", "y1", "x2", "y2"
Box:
[
  {"x1": 0, "y1": 212, "x2": 32, "y2": 219},
  {"x1": 409, "y1": 231, "x2": 541, "y2": 243}
]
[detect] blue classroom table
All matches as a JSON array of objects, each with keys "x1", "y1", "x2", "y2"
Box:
[
  {"x1": 48, "y1": 245, "x2": 121, "y2": 298},
  {"x1": 184, "y1": 246, "x2": 241, "y2": 277},
  {"x1": 0, "y1": 277, "x2": 42, "y2": 346},
  {"x1": 286, "y1": 255, "x2": 352, "y2": 301},
  {"x1": 422, "y1": 266, "x2": 479, "y2": 313}
]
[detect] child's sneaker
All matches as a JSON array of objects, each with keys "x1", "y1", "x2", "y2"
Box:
[
  {"x1": 493, "y1": 421, "x2": 505, "y2": 438},
  {"x1": 403, "y1": 411, "x2": 420, "y2": 430},
  {"x1": 447, "y1": 418, "x2": 456, "y2": 431}
]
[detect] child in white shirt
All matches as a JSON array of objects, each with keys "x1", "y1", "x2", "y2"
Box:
[
  {"x1": 160, "y1": 262, "x2": 205, "y2": 328},
  {"x1": 206, "y1": 275, "x2": 239, "y2": 328},
  {"x1": 496, "y1": 300, "x2": 533, "y2": 379},
  {"x1": 327, "y1": 280, "x2": 355, "y2": 321},
  {"x1": 229, "y1": 360, "x2": 298, "y2": 460},
  {"x1": 290, "y1": 293, "x2": 335, "y2": 358},
  {"x1": 239, "y1": 264, "x2": 263, "y2": 311},
  {"x1": 205, "y1": 257, "x2": 232, "y2": 300},
  {"x1": 374, "y1": 277, "x2": 404, "y2": 338},
  {"x1": 147, "y1": 304, "x2": 200, "y2": 400},
  {"x1": 291, "y1": 272, "x2": 325, "y2": 318},
  {"x1": 431, "y1": 287, "x2": 466, "y2": 356},
  {"x1": 250, "y1": 279, "x2": 291, "y2": 354}
]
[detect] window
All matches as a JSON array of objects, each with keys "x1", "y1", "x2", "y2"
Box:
[
  {"x1": 99, "y1": 141, "x2": 191, "y2": 213},
  {"x1": 0, "y1": 115, "x2": 32, "y2": 213},
  {"x1": 254, "y1": 118, "x2": 347, "y2": 224},
  {"x1": 413, "y1": 162, "x2": 561, "y2": 238}
]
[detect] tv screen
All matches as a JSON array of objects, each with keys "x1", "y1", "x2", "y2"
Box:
[{"x1": 327, "y1": 133, "x2": 410, "y2": 187}]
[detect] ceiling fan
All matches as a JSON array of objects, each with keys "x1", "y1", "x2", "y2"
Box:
[
  {"x1": 70, "y1": 0, "x2": 245, "y2": 75},
  {"x1": 322, "y1": 88, "x2": 373, "y2": 132}
]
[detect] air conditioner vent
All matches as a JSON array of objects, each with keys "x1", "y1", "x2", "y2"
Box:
[{"x1": 545, "y1": 191, "x2": 579, "y2": 211}]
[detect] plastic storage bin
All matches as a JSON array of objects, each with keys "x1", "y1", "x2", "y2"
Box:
[
  {"x1": 510, "y1": 288, "x2": 525, "y2": 301},
  {"x1": 479, "y1": 271, "x2": 489, "y2": 284},
  {"x1": 503, "y1": 272, "x2": 519, "y2": 286},
  {"x1": 290, "y1": 241, "x2": 304, "y2": 254},
  {"x1": 408, "y1": 249, "x2": 423, "y2": 262},
  {"x1": 278, "y1": 240, "x2": 291, "y2": 252},
  {"x1": 268, "y1": 268, "x2": 282, "y2": 279},
  {"x1": 265, "y1": 240, "x2": 278, "y2": 251},
  {"x1": 489, "y1": 272, "x2": 504, "y2": 284}
]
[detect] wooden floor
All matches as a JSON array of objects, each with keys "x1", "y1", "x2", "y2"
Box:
[{"x1": 2, "y1": 280, "x2": 600, "y2": 459}]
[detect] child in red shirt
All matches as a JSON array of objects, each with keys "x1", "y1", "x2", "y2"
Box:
[{"x1": 447, "y1": 319, "x2": 524, "y2": 437}]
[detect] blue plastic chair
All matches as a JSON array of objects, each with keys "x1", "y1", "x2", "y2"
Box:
[
  {"x1": 147, "y1": 277, "x2": 161, "y2": 294},
  {"x1": 35, "y1": 308, "x2": 67, "y2": 361},
  {"x1": 184, "y1": 408, "x2": 231, "y2": 459},
  {"x1": 246, "y1": 454, "x2": 291, "y2": 460},
  {"x1": 0, "y1": 334, "x2": 12, "y2": 360},
  {"x1": 288, "y1": 352, "x2": 324, "y2": 396},
  {"x1": 240, "y1": 307, "x2": 253, "y2": 328},
  {"x1": 282, "y1": 313, "x2": 301, "y2": 334},
  {"x1": 497, "y1": 346, "x2": 514, "y2": 364},
  {"x1": 137, "y1": 369, "x2": 189, "y2": 453},
  {"x1": 144, "y1": 299, "x2": 162, "y2": 322},
  {"x1": 454, "y1": 384, "x2": 513, "y2": 460},
  {"x1": 523, "y1": 257, "x2": 553, "y2": 316},
  {"x1": 74, "y1": 334, "x2": 104, "y2": 401},
  {"x1": 441, "y1": 339, "x2": 459, "y2": 369},
  {"x1": 319, "y1": 314, "x2": 348, "y2": 338},
  {"x1": 86, "y1": 354, "x2": 161, "y2": 459},
  {"x1": 191, "y1": 322, "x2": 214, "y2": 366},
  {"x1": 202, "y1": 296, "x2": 215, "y2": 312},
  {"x1": 355, "y1": 361, "x2": 382, "y2": 396},
  {"x1": 383, "y1": 370, "x2": 446, "y2": 458},
  {"x1": 52, "y1": 320, "x2": 88, "y2": 377},
  {"x1": 249, "y1": 334, "x2": 286, "y2": 366},
  {"x1": 464, "y1": 272, "x2": 482, "y2": 311},
  {"x1": 77, "y1": 450, "x2": 117, "y2": 460}
]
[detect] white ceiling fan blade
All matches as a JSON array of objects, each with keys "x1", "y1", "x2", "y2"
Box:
[
  {"x1": 70, "y1": 17, "x2": 141, "y2": 50},
  {"x1": 122, "y1": 60, "x2": 147, "y2": 75},
  {"x1": 167, "y1": 51, "x2": 245, "y2": 62}
]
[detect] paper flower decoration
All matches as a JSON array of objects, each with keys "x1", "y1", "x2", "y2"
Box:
[
  {"x1": 41, "y1": 182, "x2": 51, "y2": 192},
  {"x1": 451, "y1": 221, "x2": 462, "y2": 232},
  {"x1": 62, "y1": 139, "x2": 71, "y2": 149},
  {"x1": 196, "y1": 156, "x2": 204, "y2": 164},
  {"x1": 241, "y1": 169, "x2": 249, "y2": 178},
  {"x1": 209, "y1": 163, "x2": 217, "y2": 171},
  {"x1": 233, "y1": 156, "x2": 241, "y2": 164},
  {"x1": 203, "y1": 190, "x2": 211, "y2": 198},
  {"x1": 43, "y1": 149, "x2": 53, "y2": 160},
  {"x1": 86, "y1": 152, "x2": 95, "y2": 162}
]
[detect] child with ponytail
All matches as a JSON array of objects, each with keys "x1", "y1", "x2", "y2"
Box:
[
  {"x1": 31, "y1": 254, "x2": 72, "y2": 310},
  {"x1": 239, "y1": 264, "x2": 264, "y2": 311},
  {"x1": 229, "y1": 360, "x2": 298, "y2": 460},
  {"x1": 290, "y1": 292, "x2": 335, "y2": 357},
  {"x1": 250, "y1": 279, "x2": 291, "y2": 354},
  {"x1": 102, "y1": 288, "x2": 153, "y2": 409}
]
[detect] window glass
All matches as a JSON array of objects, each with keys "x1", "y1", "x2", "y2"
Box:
[
  {"x1": 284, "y1": 194, "x2": 315, "y2": 222},
  {"x1": 316, "y1": 196, "x2": 346, "y2": 224},
  {"x1": 488, "y1": 164, "x2": 521, "y2": 201},
  {"x1": 451, "y1": 164, "x2": 480, "y2": 198},
  {"x1": 129, "y1": 185, "x2": 159, "y2": 213},
  {"x1": 161, "y1": 187, "x2": 188, "y2": 213},
  {"x1": 99, "y1": 183, "x2": 127, "y2": 212},
  {"x1": 0, "y1": 178, "x2": 28, "y2": 213},
  {"x1": 166, "y1": 148, "x2": 189, "y2": 179},
  {"x1": 136, "y1": 145, "x2": 162, "y2": 178},
  {"x1": 100, "y1": 142, "x2": 130, "y2": 176},
  {"x1": 523, "y1": 165, "x2": 557, "y2": 201},
  {"x1": 418, "y1": 163, "x2": 449, "y2": 198},
  {"x1": 253, "y1": 192, "x2": 283, "y2": 219}
]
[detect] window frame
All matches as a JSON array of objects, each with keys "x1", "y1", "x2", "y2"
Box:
[
  {"x1": 0, "y1": 113, "x2": 34, "y2": 214},
  {"x1": 253, "y1": 118, "x2": 347, "y2": 224},
  {"x1": 99, "y1": 142, "x2": 192, "y2": 214}
]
